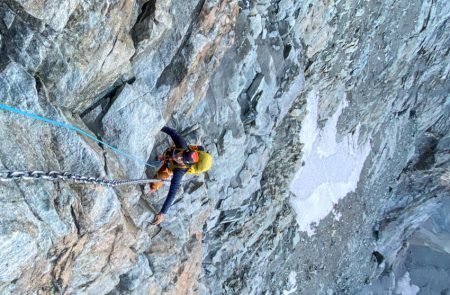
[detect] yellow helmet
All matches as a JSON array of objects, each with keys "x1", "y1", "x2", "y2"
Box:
[{"x1": 187, "y1": 151, "x2": 213, "y2": 175}]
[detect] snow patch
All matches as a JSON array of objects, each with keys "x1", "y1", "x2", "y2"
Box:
[
  {"x1": 333, "y1": 209, "x2": 342, "y2": 221},
  {"x1": 282, "y1": 271, "x2": 298, "y2": 295},
  {"x1": 289, "y1": 91, "x2": 371, "y2": 236},
  {"x1": 395, "y1": 272, "x2": 420, "y2": 295}
]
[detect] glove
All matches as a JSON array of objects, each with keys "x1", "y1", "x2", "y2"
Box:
[{"x1": 151, "y1": 213, "x2": 164, "y2": 225}]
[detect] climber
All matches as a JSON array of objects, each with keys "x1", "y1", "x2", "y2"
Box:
[{"x1": 148, "y1": 126, "x2": 213, "y2": 225}]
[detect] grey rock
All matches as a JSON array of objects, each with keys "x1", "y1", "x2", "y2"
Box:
[
  {"x1": 0, "y1": 0, "x2": 449, "y2": 294},
  {"x1": 101, "y1": 82, "x2": 164, "y2": 178},
  {"x1": 13, "y1": 0, "x2": 80, "y2": 31},
  {"x1": 0, "y1": 6, "x2": 15, "y2": 29},
  {"x1": 116, "y1": 255, "x2": 153, "y2": 293},
  {"x1": 0, "y1": 62, "x2": 140, "y2": 294}
]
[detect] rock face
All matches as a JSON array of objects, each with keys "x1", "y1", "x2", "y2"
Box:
[{"x1": 0, "y1": 0, "x2": 449, "y2": 294}]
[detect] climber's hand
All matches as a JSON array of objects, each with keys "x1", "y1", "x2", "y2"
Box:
[
  {"x1": 151, "y1": 213, "x2": 164, "y2": 225},
  {"x1": 144, "y1": 184, "x2": 158, "y2": 195}
]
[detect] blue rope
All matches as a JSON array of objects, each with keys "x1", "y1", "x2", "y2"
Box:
[{"x1": 0, "y1": 102, "x2": 161, "y2": 168}]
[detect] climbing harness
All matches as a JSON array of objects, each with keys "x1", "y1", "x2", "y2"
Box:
[
  {"x1": 0, "y1": 103, "x2": 160, "y2": 169},
  {"x1": 0, "y1": 170, "x2": 168, "y2": 187}
]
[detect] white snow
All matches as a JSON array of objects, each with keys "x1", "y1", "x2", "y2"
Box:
[
  {"x1": 333, "y1": 209, "x2": 342, "y2": 221},
  {"x1": 289, "y1": 90, "x2": 371, "y2": 236},
  {"x1": 282, "y1": 271, "x2": 298, "y2": 295},
  {"x1": 395, "y1": 272, "x2": 420, "y2": 295}
]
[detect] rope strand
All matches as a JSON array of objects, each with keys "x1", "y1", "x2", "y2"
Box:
[{"x1": 0, "y1": 103, "x2": 161, "y2": 168}]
